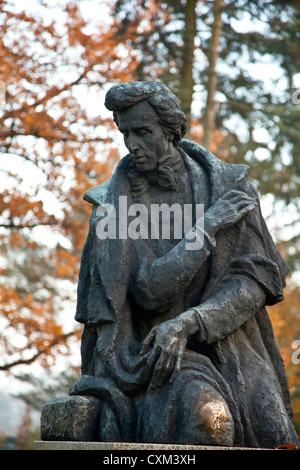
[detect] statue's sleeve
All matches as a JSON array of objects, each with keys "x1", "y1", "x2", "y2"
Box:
[
  {"x1": 74, "y1": 208, "x2": 95, "y2": 324},
  {"x1": 190, "y1": 274, "x2": 266, "y2": 344},
  {"x1": 129, "y1": 223, "x2": 216, "y2": 313}
]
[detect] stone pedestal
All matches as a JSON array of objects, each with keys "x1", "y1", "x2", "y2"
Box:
[
  {"x1": 40, "y1": 395, "x2": 101, "y2": 442},
  {"x1": 34, "y1": 441, "x2": 269, "y2": 451},
  {"x1": 39, "y1": 395, "x2": 276, "y2": 453}
]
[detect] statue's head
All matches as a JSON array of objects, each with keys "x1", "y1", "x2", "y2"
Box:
[
  {"x1": 105, "y1": 81, "x2": 187, "y2": 146},
  {"x1": 104, "y1": 81, "x2": 187, "y2": 173}
]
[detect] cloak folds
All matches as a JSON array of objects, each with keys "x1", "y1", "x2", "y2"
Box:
[{"x1": 72, "y1": 139, "x2": 299, "y2": 447}]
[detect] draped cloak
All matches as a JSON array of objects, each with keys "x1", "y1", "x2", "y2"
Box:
[{"x1": 72, "y1": 139, "x2": 299, "y2": 448}]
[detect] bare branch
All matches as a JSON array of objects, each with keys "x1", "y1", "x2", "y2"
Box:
[
  {"x1": 0, "y1": 131, "x2": 106, "y2": 143},
  {"x1": 0, "y1": 221, "x2": 59, "y2": 229},
  {"x1": 0, "y1": 331, "x2": 78, "y2": 371}
]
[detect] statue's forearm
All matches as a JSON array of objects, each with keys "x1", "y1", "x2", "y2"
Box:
[{"x1": 188, "y1": 274, "x2": 266, "y2": 344}]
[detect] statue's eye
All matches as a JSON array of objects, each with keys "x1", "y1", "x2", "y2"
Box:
[{"x1": 138, "y1": 128, "x2": 150, "y2": 136}]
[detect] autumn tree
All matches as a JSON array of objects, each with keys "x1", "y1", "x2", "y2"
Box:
[{"x1": 0, "y1": 0, "x2": 137, "y2": 374}]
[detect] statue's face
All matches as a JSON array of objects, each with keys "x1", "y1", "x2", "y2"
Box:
[{"x1": 116, "y1": 100, "x2": 174, "y2": 173}]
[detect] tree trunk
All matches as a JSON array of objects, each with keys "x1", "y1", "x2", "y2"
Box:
[
  {"x1": 202, "y1": 0, "x2": 223, "y2": 150},
  {"x1": 177, "y1": 0, "x2": 198, "y2": 133}
]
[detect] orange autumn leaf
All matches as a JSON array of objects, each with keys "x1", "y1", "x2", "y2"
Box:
[{"x1": 277, "y1": 443, "x2": 300, "y2": 450}]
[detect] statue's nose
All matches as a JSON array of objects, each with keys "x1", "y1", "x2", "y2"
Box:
[
  {"x1": 127, "y1": 134, "x2": 139, "y2": 153},
  {"x1": 129, "y1": 145, "x2": 138, "y2": 154}
]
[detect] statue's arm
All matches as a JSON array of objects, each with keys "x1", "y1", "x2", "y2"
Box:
[{"x1": 131, "y1": 190, "x2": 256, "y2": 312}]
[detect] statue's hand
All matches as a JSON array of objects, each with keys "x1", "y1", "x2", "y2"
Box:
[
  {"x1": 140, "y1": 313, "x2": 197, "y2": 389},
  {"x1": 205, "y1": 190, "x2": 257, "y2": 234}
]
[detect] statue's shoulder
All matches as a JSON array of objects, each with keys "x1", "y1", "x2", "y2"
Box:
[
  {"x1": 179, "y1": 139, "x2": 252, "y2": 194},
  {"x1": 83, "y1": 155, "x2": 130, "y2": 206}
]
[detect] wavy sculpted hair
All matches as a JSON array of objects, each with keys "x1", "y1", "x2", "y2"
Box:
[{"x1": 104, "y1": 81, "x2": 187, "y2": 147}]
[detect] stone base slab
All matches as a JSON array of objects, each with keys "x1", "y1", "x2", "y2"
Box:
[{"x1": 34, "y1": 441, "x2": 271, "y2": 451}]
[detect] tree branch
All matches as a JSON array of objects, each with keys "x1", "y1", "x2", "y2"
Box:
[
  {"x1": 1, "y1": 61, "x2": 99, "y2": 123},
  {"x1": 203, "y1": 0, "x2": 224, "y2": 150},
  {"x1": 0, "y1": 331, "x2": 79, "y2": 371},
  {"x1": 0, "y1": 131, "x2": 106, "y2": 143},
  {"x1": 0, "y1": 221, "x2": 59, "y2": 229}
]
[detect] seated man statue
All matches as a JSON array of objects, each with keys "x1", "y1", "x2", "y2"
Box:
[{"x1": 70, "y1": 80, "x2": 299, "y2": 448}]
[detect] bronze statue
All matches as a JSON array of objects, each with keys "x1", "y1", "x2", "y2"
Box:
[{"x1": 63, "y1": 81, "x2": 298, "y2": 447}]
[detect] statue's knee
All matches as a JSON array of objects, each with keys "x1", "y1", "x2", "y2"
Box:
[
  {"x1": 198, "y1": 400, "x2": 234, "y2": 446},
  {"x1": 179, "y1": 382, "x2": 234, "y2": 446}
]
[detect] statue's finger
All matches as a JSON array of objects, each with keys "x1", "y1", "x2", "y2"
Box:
[
  {"x1": 140, "y1": 327, "x2": 156, "y2": 355},
  {"x1": 150, "y1": 348, "x2": 176, "y2": 389},
  {"x1": 152, "y1": 346, "x2": 177, "y2": 389},
  {"x1": 169, "y1": 342, "x2": 185, "y2": 385},
  {"x1": 144, "y1": 346, "x2": 160, "y2": 381}
]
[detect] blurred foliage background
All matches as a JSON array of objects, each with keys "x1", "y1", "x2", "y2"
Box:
[{"x1": 0, "y1": 0, "x2": 299, "y2": 448}]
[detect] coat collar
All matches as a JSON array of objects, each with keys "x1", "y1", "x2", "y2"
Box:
[
  {"x1": 83, "y1": 139, "x2": 250, "y2": 207},
  {"x1": 179, "y1": 139, "x2": 249, "y2": 204}
]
